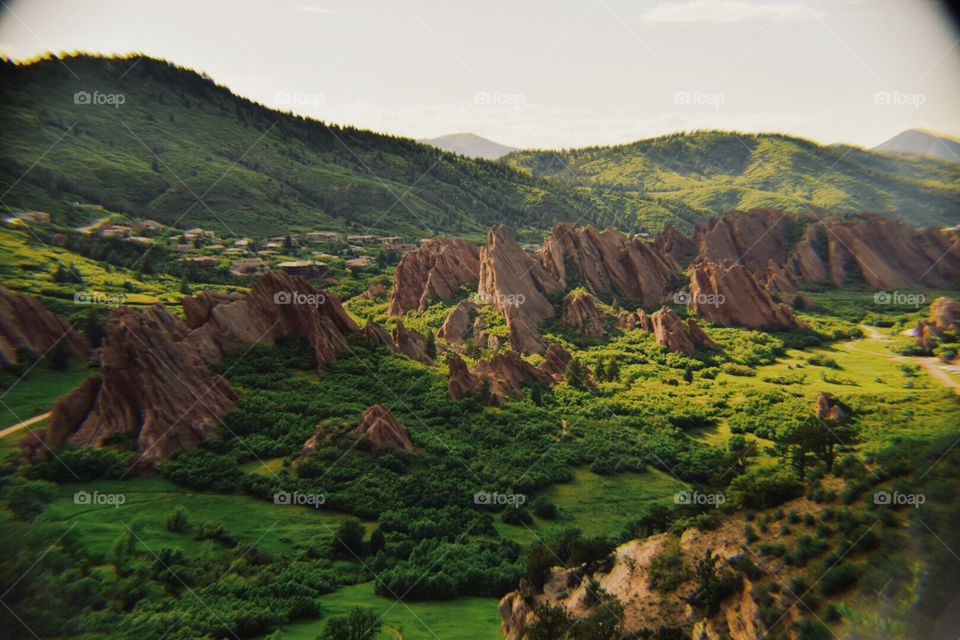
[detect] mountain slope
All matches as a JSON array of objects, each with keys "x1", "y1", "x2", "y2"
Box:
[
  {"x1": 420, "y1": 133, "x2": 518, "y2": 160},
  {"x1": 505, "y1": 131, "x2": 960, "y2": 230},
  {"x1": 0, "y1": 55, "x2": 609, "y2": 238},
  {"x1": 874, "y1": 128, "x2": 960, "y2": 163}
]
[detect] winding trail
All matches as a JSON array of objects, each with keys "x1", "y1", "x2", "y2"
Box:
[
  {"x1": 0, "y1": 411, "x2": 50, "y2": 438},
  {"x1": 854, "y1": 324, "x2": 958, "y2": 393}
]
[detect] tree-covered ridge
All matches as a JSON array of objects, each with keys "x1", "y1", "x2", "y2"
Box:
[
  {"x1": 505, "y1": 130, "x2": 960, "y2": 231},
  {"x1": 0, "y1": 55, "x2": 618, "y2": 239}
]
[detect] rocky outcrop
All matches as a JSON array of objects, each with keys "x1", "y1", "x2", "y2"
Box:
[
  {"x1": 363, "y1": 320, "x2": 397, "y2": 351},
  {"x1": 38, "y1": 271, "x2": 358, "y2": 463},
  {"x1": 617, "y1": 308, "x2": 652, "y2": 332},
  {"x1": 789, "y1": 214, "x2": 960, "y2": 289},
  {"x1": 477, "y1": 226, "x2": 558, "y2": 353},
  {"x1": 689, "y1": 261, "x2": 804, "y2": 330},
  {"x1": 35, "y1": 304, "x2": 238, "y2": 462},
  {"x1": 538, "y1": 343, "x2": 572, "y2": 381},
  {"x1": 387, "y1": 238, "x2": 480, "y2": 315},
  {"x1": 690, "y1": 209, "x2": 790, "y2": 273},
  {"x1": 438, "y1": 300, "x2": 477, "y2": 344},
  {"x1": 472, "y1": 351, "x2": 552, "y2": 400},
  {"x1": 655, "y1": 223, "x2": 698, "y2": 270},
  {"x1": 561, "y1": 291, "x2": 607, "y2": 338},
  {"x1": 651, "y1": 306, "x2": 719, "y2": 354},
  {"x1": 0, "y1": 286, "x2": 89, "y2": 368},
  {"x1": 186, "y1": 271, "x2": 359, "y2": 368},
  {"x1": 393, "y1": 321, "x2": 433, "y2": 365},
  {"x1": 181, "y1": 290, "x2": 243, "y2": 330},
  {"x1": 538, "y1": 224, "x2": 674, "y2": 305},
  {"x1": 815, "y1": 391, "x2": 846, "y2": 423},
  {"x1": 928, "y1": 296, "x2": 959, "y2": 334},
  {"x1": 350, "y1": 404, "x2": 414, "y2": 453},
  {"x1": 447, "y1": 353, "x2": 481, "y2": 400}
]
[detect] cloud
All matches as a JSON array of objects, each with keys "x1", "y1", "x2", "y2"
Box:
[{"x1": 639, "y1": 1, "x2": 824, "y2": 25}]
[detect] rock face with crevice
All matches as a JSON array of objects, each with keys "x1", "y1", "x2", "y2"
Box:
[
  {"x1": 350, "y1": 404, "x2": 414, "y2": 453},
  {"x1": 438, "y1": 300, "x2": 477, "y2": 344},
  {"x1": 689, "y1": 261, "x2": 805, "y2": 330},
  {"x1": 0, "y1": 285, "x2": 89, "y2": 368},
  {"x1": 477, "y1": 226, "x2": 558, "y2": 353},
  {"x1": 393, "y1": 321, "x2": 433, "y2": 365},
  {"x1": 472, "y1": 351, "x2": 552, "y2": 400},
  {"x1": 538, "y1": 223, "x2": 674, "y2": 305},
  {"x1": 538, "y1": 343, "x2": 573, "y2": 381},
  {"x1": 34, "y1": 271, "x2": 358, "y2": 463},
  {"x1": 561, "y1": 291, "x2": 607, "y2": 338},
  {"x1": 446, "y1": 353, "x2": 481, "y2": 400},
  {"x1": 387, "y1": 238, "x2": 480, "y2": 315},
  {"x1": 651, "y1": 306, "x2": 719, "y2": 354}
]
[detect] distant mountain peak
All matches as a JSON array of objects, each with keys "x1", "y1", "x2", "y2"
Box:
[
  {"x1": 420, "y1": 133, "x2": 518, "y2": 160},
  {"x1": 873, "y1": 129, "x2": 960, "y2": 163}
]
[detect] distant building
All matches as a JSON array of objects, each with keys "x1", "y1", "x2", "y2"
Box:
[
  {"x1": 346, "y1": 234, "x2": 377, "y2": 245},
  {"x1": 179, "y1": 256, "x2": 219, "y2": 269},
  {"x1": 345, "y1": 256, "x2": 372, "y2": 268},
  {"x1": 99, "y1": 224, "x2": 132, "y2": 239},
  {"x1": 257, "y1": 249, "x2": 279, "y2": 256},
  {"x1": 225, "y1": 247, "x2": 247, "y2": 255},
  {"x1": 184, "y1": 227, "x2": 216, "y2": 241},
  {"x1": 264, "y1": 241, "x2": 284, "y2": 249},
  {"x1": 306, "y1": 231, "x2": 341, "y2": 243},
  {"x1": 233, "y1": 238, "x2": 253, "y2": 247},
  {"x1": 206, "y1": 244, "x2": 226, "y2": 251},
  {"x1": 230, "y1": 257, "x2": 270, "y2": 276},
  {"x1": 127, "y1": 236, "x2": 155, "y2": 246},
  {"x1": 174, "y1": 243, "x2": 196, "y2": 252},
  {"x1": 276, "y1": 260, "x2": 328, "y2": 278},
  {"x1": 380, "y1": 236, "x2": 403, "y2": 246},
  {"x1": 9, "y1": 211, "x2": 52, "y2": 225},
  {"x1": 132, "y1": 219, "x2": 163, "y2": 234}
]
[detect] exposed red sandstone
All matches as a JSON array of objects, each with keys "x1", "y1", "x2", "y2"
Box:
[
  {"x1": 815, "y1": 391, "x2": 846, "y2": 423},
  {"x1": 38, "y1": 271, "x2": 358, "y2": 463},
  {"x1": 538, "y1": 223, "x2": 674, "y2": 305},
  {"x1": 387, "y1": 238, "x2": 480, "y2": 315},
  {"x1": 363, "y1": 320, "x2": 398, "y2": 352},
  {"x1": 689, "y1": 209, "x2": 790, "y2": 273},
  {"x1": 477, "y1": 226, "x2": 557, "y2": 353},
  {"x1": 350, "y1": 404, "x2": 414, "y2": 453},
  {"x1": 689, "y1": 260, "x2": 805, "y2": 330},
  {"x1": 0, "y1": 285, "x2": 89, "y2": 368},
  {"x1": 472, "y1": 351, "x2": 552, "y2": 400},
  {"x1": 650, "y1": 306, "x2": 719, "y2": 354},
  {"x1": 447, "y1": 353, "x2": 481, "y2": 400},
  {"x1": 392, "y1": 320, "x2": 433, "y2": 365},
  {"x1": 655, "y1": 223, "x2": 698, "y2": 270},
  {"x1": 561, "y1": 291, "x2": 607, "y2": 338},
  {"x1": 181, "y1": 290, "x2": 243, "y2": 330},
  {"x1": 537, "y1": 343, "x2": 572, "y2": 381},
  {"x1": 438, "y1": 300, "x2": 477, "y2": 344},
  {"x1": 927, "y1": 296, "x2": 959, "y2": 334}
]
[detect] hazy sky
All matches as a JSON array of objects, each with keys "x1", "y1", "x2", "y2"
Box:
[{"x1": 1, "y1": 0, "x2": 958, "y2": 149}]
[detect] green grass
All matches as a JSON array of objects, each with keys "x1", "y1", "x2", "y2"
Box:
[
  {"x1": 267, "y1": 582, "x2": 502, "y2": 640},
  {"x1": 494, "y1": 466, "x2": 688, "y2": 545},
  {"x1": 24, "y1": 477, "x2": 368, "y2": 559},
  {"x1": 0, "y1": 360, "x2": 93, "y2": 428}
]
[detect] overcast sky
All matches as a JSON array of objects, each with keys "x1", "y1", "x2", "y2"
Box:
[{"x1": 1, "y1": 0, "x2": 958, "y2": 149}]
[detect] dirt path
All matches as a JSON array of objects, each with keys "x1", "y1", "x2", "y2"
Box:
[
  {"x1": 383, "y1": 624, "x2": 403, "y2": 639},
  {"x1": 0, "y1": 411, "x2": 50, "y2": 438},
  {"x1": 855, "y1": 324, "x2": 958, "y2": 393}
]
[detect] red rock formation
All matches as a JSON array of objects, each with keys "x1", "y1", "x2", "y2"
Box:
[
  {"x1": 655, "y1": 223, "x2": 698, "y2": 270},
  {"x1": 689, "y1": 210, "x2": 790, "y2": 273},
  {"x1": 650, "y1": 306, "x2": 719, "y2": 354},
  {"x1": 538, "y1": 224, "x2": 674, "y2": 305},
  {"x1": 538, "y1": 343, "x2": 572, "y2": 381},
  {"x1": 790, "y1": 215, "x2": 960, "y2": 289},
  {"x1": 763, "y1": 259, "x2": 799, "y2": 304},
  {"x1": 392, "y1": 321, "x2": 433, "y2": 365},
  {"x1": 689, "y1": 261, "x2": 805, "y2": 330},
  {"x1": 928, "y1": 296, "x2": 959, "y2": 334},
  {"x1": 472, "y1": 351, "x2": 552, "y2": 400},
  {"x1": 561, "y1": 291, "x2": 607, "y2": 337},
  {"x1": 387, "y1": 238, "x2": 480, "y2": 315},
  {"x1": 42, "y1": 304, "x2": 238, "y2": 462},
  {"x1": 40, "y1": 271, "x2": 359, "y2": 463},
  {"x1": 438, "y1": 300, "x2": 477, "y2": 344},
  {"x1": 181, "y1": 290, "x2": 243, "y2": 330},
  {"x1": 363, "y1": 320, "x2": 397, "y2": 352},
  {"x1": 0, "y1": 285, "x2": 89, "y2": 367},
  {"x1": 350, "y1": 404, "x2": 415, "y2": 453},
  {"x1": 815, "y1": 392, "x2": 846, "y2": 423},
  {"x1": 447, "y1": 353, "x2": 481, "y2": 400},
  {"x1": 477, "y1": 226, "x2": 558, "y2": 353}
]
